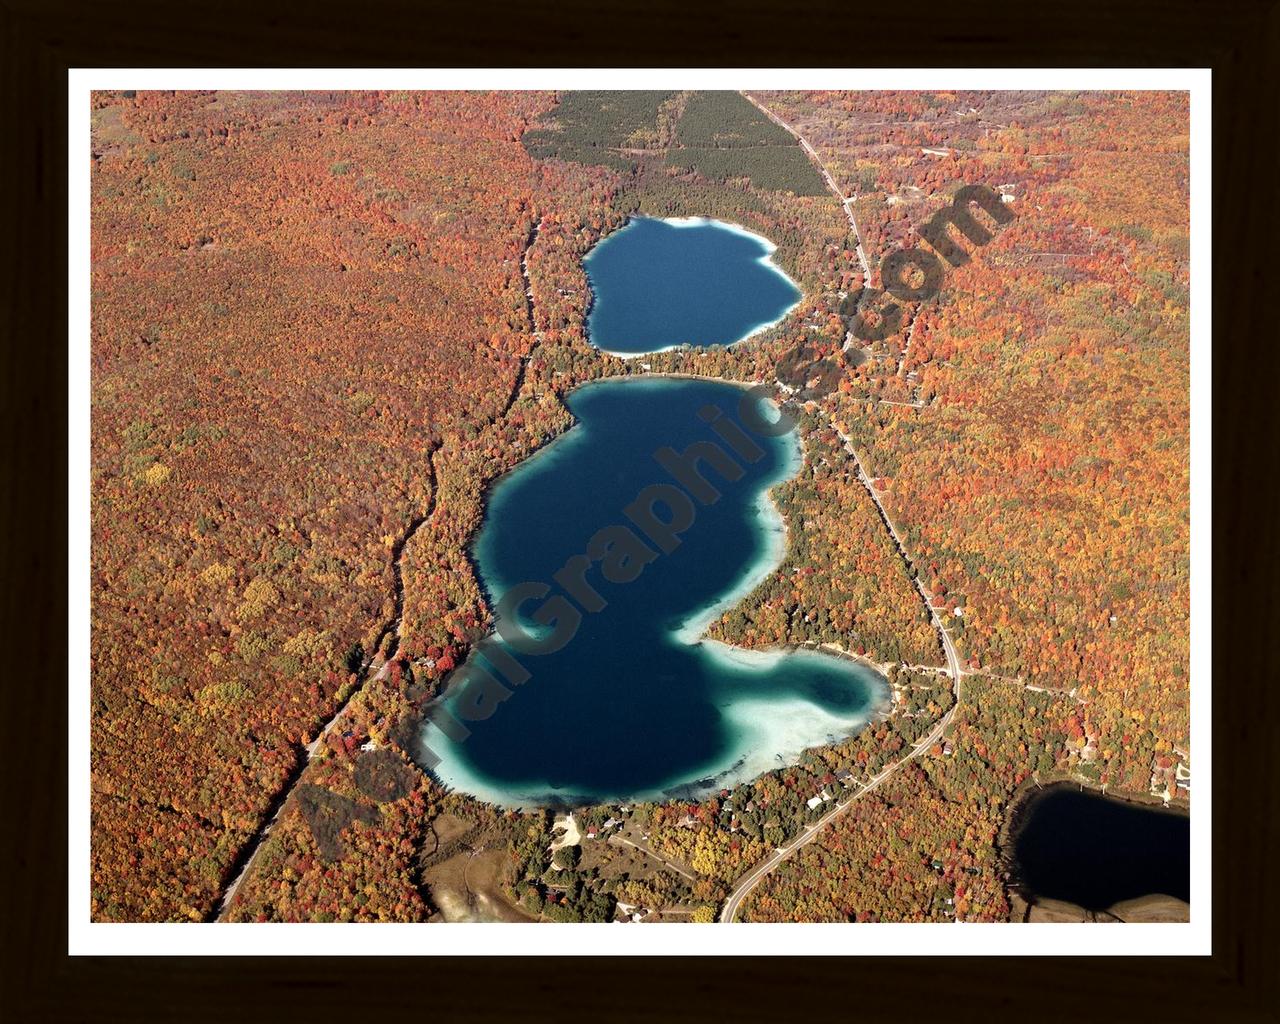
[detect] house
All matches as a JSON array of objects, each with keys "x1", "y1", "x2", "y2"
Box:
[
  {"x1": 806, "y1": 795, "x2": 824, "y2": 810},
  {"x1": 836, "y1": 769, "x2": 854, "y2": 787}
]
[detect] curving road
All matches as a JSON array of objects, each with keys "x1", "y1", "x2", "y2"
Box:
[
  {"x1": 720, "y1": 579, "x2": 964, "y2": 922},
  {"x1": 214, "y1": 453, "x2": 436, "y2": 920},
  {"x1": 719, "y1": 95, "x2": 965, "y2": 924}
]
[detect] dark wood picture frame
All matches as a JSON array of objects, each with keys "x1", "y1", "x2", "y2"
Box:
[{"x1": 3, "y1": 0, "x2": 1276, "y2": 1019}]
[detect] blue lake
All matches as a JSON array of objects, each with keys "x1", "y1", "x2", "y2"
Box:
[
  {"x1": 583, "y1": 217, "x2": 801, "y2": 356},
  {"x1": 416, "y1": 377, "x2": 888, "y2": 807}
]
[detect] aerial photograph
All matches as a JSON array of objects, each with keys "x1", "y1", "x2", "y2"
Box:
[{"x1": 86, "y1": 85, "x2": 1193, "y2": 931}]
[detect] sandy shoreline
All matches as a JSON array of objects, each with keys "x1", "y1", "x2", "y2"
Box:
[
  {"x1": 671, "y1": 425, "x2": 801, "y2": 645},
  {"x1": 418, "y1": 373, "x2": 889, "y2": 810}
]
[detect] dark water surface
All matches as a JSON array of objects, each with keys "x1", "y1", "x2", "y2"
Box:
[
  {"x1": 1011, "y1": 785, "x2": 1190, "y2": 909},
  {"x1": 583, "y1": 217, "x2": 801, "y2": 356},
  {"x1": 417, "y1": 377, "x2": 887, "y2": 806}
]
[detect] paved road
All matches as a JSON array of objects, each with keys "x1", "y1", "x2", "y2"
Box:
[
  {"x1": 741, "y1": 91, "x2": 871, "y2": 282},
  {"x1": 719, "y1": 95, "x2": 965, "y2": 924},
  {"x1": 214, "y1": 652, "x2": 399, "y2": 918},
  {"x1": 718, "y1": 424, "x2": 965, "y2": 922},
  {"x1": 719, "y1": 683, "x2": 960, "y2": 923},
  {"x1": 219, "y1": 216, "x2": 552, "y2": 920}
]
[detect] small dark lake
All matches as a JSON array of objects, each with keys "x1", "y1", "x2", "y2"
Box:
[
  {"x1": 1010, "y1": 785, "x2": 1190, "y2": 910},
  {"x1": 583, "y1": 217, "x2": 801, "y2": 356}
]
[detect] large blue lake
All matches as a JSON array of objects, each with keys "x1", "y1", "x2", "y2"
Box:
[
  {"x1": 583, "y1": 217, "x2": 801, "y2": 356},
  {"x1": 416, "y1": 377, "x2": 887, "y2": 807}
]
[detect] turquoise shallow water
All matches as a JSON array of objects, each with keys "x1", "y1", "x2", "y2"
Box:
[
  {"x1": 417, "y1": 377, "x2": 888, "y2": 807},
  {"x1": 583, "y1": 217, "x2": 801, "y2": 356}
]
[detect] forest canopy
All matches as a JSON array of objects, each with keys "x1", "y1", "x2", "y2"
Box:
[{"x1": 89, "y1": 88, "x2": 1190, "y2": 925}]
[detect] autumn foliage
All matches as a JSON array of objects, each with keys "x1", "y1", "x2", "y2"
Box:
[{"x1": 90, "y1": 88, "x2": 1189, "y2": 923}]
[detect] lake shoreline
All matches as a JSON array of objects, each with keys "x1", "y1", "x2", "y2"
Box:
[
  {"x1": 416, "y1": 375, "x2": 891, "y2": 809},
  {"x1": 1000, "y1": 778, "x2": 1191, "y2": 921},
  {"x1": 467, "y1": 370, "x2": 789, "y2": 606},
  {"x1": 582, "y1": 215, "x2": 802, "y2": 358},
  {"x1": 1001, "y1": 776, "x2": 1191, "y2": 852}
]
